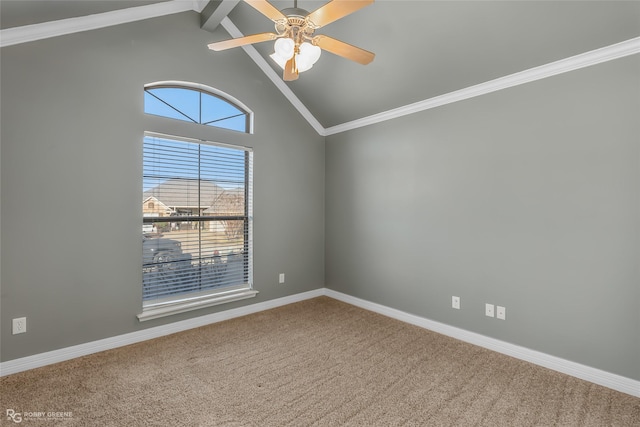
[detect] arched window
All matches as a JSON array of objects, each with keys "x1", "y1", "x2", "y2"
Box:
[
  {"x1": 139, "y1": 82, "x2": 255, "y2": 321},
  {"x1": 144, "y1": 82, "x2": 253, "y2": 133}
]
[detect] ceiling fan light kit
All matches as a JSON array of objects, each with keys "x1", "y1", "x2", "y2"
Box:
[
  {"x1": 271, "y1": 40, "x2": 321, "y2": 72},
  {"x1": 209, "y1": 0, "x2": 375, "y2": 81}
]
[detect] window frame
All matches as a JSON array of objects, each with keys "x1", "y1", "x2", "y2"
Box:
[{"x1": 138, "y1": 83, "x2": 256, "y2": 321}]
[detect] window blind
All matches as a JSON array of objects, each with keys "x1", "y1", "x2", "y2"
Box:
[{"x1": 142, "y1": 134, "x2": 253, "y2": 303}]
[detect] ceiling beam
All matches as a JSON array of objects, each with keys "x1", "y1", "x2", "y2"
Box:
[{"x1": 201, "y1": 0, "x2": 241, "y2": 32}]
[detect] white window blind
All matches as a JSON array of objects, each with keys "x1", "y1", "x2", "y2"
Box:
[{"x1": 142, "y1": 134, "x2": 253, "y2": 307}]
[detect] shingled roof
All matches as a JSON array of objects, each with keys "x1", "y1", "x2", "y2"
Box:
[{"x1": 143, "y1": 178, "x2": 225, "y2": 209}]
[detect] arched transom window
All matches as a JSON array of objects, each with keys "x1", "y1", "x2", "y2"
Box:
[{"x1": 144, "y1": 82, "x2": 252, "y2": 133}]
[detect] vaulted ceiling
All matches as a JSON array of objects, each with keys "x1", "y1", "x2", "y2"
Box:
[{"x1": 2, "y1": 1, "x2": 639, "y2": 135}]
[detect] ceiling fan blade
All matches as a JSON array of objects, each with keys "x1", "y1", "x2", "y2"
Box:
[
  {"x1": 313, "y1": 35, "x2": 375, "y2": 65},
  {"x1": 306, "y1": 0, "x2": 374, "y2": 28},
  {"x1": 208, "y1": 33, "x2": 278, "y2": 51},
  {"x1": 283, "y1": 56, "x2": 299, "y2": 81},
  {"x1": 244, "y1": 0, "x2": 287, "y2": 22}
]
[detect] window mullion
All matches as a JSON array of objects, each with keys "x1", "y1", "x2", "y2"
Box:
[
  {"x1": 202, "y1": 112, "x2": 246, "y2": 127},
  {"x1": 198, "y1": 143, "x2": 202, "y2": 292},
  {"x1": 244, "y1": 151, "x2": 249, "y2": 283},
  {"x1": 145, "y1": 90, "x2": 198, "y2": 124}
]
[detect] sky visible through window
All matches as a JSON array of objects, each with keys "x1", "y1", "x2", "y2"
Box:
[
  {"x1": 143, "y1": 86, "x2": 248, "y2": 193},
  {"x1": 144, "y1": 87, "x2": 247, "y2": 132}
]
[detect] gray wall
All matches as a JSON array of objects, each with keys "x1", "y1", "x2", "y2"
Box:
[
  {"x1": 1, "y1": 7, "x2": 638, "y2": 385},
  {"x1": 1, "y1": 11, "x2": 325, "y2": 361},
  {"x1": 325, "y1": 55, "x2": 640, "y2": 381}
]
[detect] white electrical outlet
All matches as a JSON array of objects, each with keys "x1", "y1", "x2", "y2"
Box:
[
  {"x1": 497, "y1": 306, "x2": 506, "y2": 320},
  {"x1": 279, "y1": 273, "x2": 285, "y2": 284},
  {"x1": 485, "y1": 304, "x2": 494, "y2": 318},
  {"x1": 452, "y1": 296, "x2": 460, "y2": 309},
  {"x1": 13, "y1": 317, "x2": 27, "y2": 335}
]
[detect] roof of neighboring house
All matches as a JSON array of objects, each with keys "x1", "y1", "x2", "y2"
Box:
[
  {"x1": 143, "y1": 178, "x2": 245, "y2": 214},
  {"x1": 143, "y1": 195, "x2": 168, "y2": 205},
  {"x1": 143, "y1": 195, "x2": 172, "y2": 211},
  {"x1": 143, "y1": 178, "x2": 225, "y2": 209}
]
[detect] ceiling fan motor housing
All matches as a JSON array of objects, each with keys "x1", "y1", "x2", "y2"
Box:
[
  {"x1": 280, "y1": 7, "x2": 309, "y2": 18},
  {"x1": 276, "y1": 7, "x2": 315, "y2": 38}
]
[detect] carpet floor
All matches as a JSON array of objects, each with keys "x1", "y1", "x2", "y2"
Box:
[{"x1": 1, "y1": 296, "x2": 638, "y2": 426}]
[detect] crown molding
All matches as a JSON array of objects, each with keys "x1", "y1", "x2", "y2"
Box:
[
  {"x1": 214, "y1": 28, "x2": 639, "y2": 137},
  {"x1": 323, "y1": 36, "x2": 640, "y2": 136},
  {"x1": 0, "y1": 0, "x2": 202, "y2": 48},
  {"x1": 192, "y1": 0, "x2": 210, "y2": 14},
  {"x1": 1, "y1": 3, "x2": 637, "y2": 138}
]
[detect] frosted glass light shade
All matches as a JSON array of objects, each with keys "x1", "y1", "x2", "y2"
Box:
[
  {"x1": 270, "y1": 52, "x2": 288, "y2": 68},
  {"x1": 300, "y1": 43, "x2": 321, "y2": 63},
  {"x1": 270, "y1": 39, "x2": 322, "y2": 73},
  {"x1": 274, "y1": 38, "x2": 294, "y2": 59},
  {"x1": 271, "y1": 38, "x2": 295, "y2": 69},
  {"x1": 296, "y1": 42, "x2": 322, "y2": 72}
]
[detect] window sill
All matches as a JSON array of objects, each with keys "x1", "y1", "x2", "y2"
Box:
[{"x1": 137, "y1": 289, "x2": 258, "y2": 322}]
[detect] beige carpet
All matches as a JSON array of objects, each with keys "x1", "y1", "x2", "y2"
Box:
[{"x1": 1, "y1": 297, "x2": 638, "y2": 426}]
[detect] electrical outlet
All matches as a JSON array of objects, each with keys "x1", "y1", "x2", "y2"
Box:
[
  {"x1": 497, "y1": 306, "x2": 506, "y2": 320},
  {"x1": 452, "y1": 296, "x2": 460, "y2": 309},
  {"x1": 279, "y1": 273, "x2": 285, "y2": 284},
  {"x1": 13, "y1": 317, "x2": 27, "y2": 335},
  {"x1": 485, "y1": 304, "x2": 494, "y2": 318}
]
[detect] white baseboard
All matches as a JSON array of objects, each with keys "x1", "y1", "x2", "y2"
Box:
[
  {"x1": 2, "y1": 287, "x2": 638, "y2": 398},
  {"x1": 324, "y1": 289, "x2": 640, "y2": 398},
  {"x1": 0, "y1": 288, "x2": 324, "y2": 377}
]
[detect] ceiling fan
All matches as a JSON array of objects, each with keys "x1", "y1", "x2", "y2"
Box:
[{"x1": 208, "y1": 0, "x2": 375, "y2": 81}]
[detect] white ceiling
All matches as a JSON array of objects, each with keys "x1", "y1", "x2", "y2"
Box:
[{"x1": 2, "y1": 0, "x2": 639, "y2": 135}]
